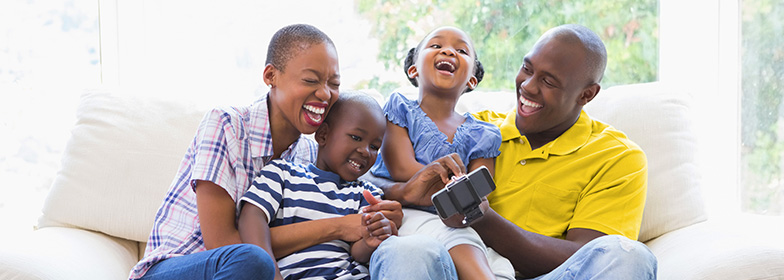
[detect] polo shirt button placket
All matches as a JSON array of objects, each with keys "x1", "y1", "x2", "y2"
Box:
[{"x1": 520, "y1": 160, "x2": 526, "y2": 165}]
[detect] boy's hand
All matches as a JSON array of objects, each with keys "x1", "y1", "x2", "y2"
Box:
[
  {"x1": 361, "y1": 190, "x2": 403, "y2": 227},
  {"x1": 361, "y1": 211, "x2": 397, "y2": 248}
]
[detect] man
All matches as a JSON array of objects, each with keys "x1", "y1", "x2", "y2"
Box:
[{"x1": 365, "y1": 24, "x2": 657, "y2": 279}]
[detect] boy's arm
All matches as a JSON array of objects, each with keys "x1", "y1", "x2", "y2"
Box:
[
  {"x1": 380, "y1": 120, "x2": 425, "y2": 182},
  {"x1": 238, "y1": 203, "x2": 285, "y2": 280}
]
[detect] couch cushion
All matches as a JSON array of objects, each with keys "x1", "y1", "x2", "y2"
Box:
[
  {"x1": 646, "y1": 214, "x2": 784, "y2": 279},
  {"x1": 456, "y1": 82, "x2": 707, "y2": 242},
  {"x1": 0, "y1": 227, "x2": 139, "y2": 280},
  {"x1": 39, "y1": 89, "x2": 210, "y2": 242}
]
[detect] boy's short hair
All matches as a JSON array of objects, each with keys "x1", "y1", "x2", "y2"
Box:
[
  {"x1": 324, "y1": 91, "x2": 383, "y2": 126},
  {"x1": 266, "y1": 24, "x2": 335, "y2": 71}
]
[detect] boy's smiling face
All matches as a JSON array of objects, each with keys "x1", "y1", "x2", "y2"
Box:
[
  {"x1": 266, "y1": 42, "x2": 341, "y2": 135},
  {"x1": 408, "y1": 27, "x2": 477, "y2": 95},
  {"x1": 315, "y1": 100, "x2": 385, "y2": 181}
]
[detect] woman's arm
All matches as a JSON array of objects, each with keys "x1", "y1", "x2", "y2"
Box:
[
  {"x1": 380, "y1": 121, "x2": 425, "y2": 182},
  {"x1": 238, "y1": 203, "x2": 285, "y2": 280},
  {"x1": 194, "y1": 180, "x2": 242, "y2": 249},
  {"x1": 268, "y1": 214, "x2": 363, "y2": 257}
]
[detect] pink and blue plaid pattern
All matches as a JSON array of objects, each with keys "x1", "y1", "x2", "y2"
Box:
[{"x1": 129, "y1": 93, "x2": 317, "y2": 279}]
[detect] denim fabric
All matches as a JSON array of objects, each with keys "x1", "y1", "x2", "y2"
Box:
[
  {"x1": 138, "y1": 244, "x2": 276, "y2": 280},
  {"x1": 369, "y1": 235, "x2": 458, "y2": 280},
  {"x1": 529, "y1": 235, "x2": 658, "y2": 280}
]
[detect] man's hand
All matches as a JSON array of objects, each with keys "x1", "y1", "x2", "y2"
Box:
[
  {"x1": 400, "y1": 153, "x2": 467, "y2": 206},
  {"x1": 441, "y1": 198, "x2": 490, "y2": 228}
]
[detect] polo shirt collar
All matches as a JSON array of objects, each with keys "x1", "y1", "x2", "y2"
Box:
[
  {"x1": 249, "y1": 92, "x2": 275, "y2": 160},
  {"x1": 500, "y1": 110, "x2": 592, "y2": 156},
  {"x1": 545, "y1": 110, "x2": 592, "y2": 156}
]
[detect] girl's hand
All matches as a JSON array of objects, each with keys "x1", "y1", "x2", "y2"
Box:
[
  {"x1": 361, "y1": 211, "x2": 397, "y2": 248},
  {"x1": 401, "y1": 153, "x2": 466, "y2": 206}
]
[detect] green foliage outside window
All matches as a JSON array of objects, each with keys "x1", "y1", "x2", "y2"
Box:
[
  {"x1": 741, "y1": 0, "x2": 784, "y2": 215},
  {"x1": 355, "y1": 0, "x2": 658, "y2": 94}
]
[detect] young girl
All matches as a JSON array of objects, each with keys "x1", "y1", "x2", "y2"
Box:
[
  {"x1": 130, "y1": 24, "x2": 374, "y2": 280},
  {"x1": 370, "y1": 26, "x2": 511, "y2": 279}
]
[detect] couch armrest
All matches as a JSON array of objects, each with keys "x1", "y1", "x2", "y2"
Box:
[
  {"x1": 645, "y1": 215, "x2": 784, "y2": 280},
  {"x1": 0, "y1": 227, "x2": 139, "y2": 280}
]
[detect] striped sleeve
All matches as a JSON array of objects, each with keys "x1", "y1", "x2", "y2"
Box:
[{"x1": 241, "y1": 161, "x2": 287, "y2": 223}]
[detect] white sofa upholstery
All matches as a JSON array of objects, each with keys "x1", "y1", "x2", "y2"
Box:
[{"x1": 2, "y1": 82, "x2": 783, "y2": 279}]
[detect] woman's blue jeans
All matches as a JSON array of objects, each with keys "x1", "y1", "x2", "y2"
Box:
[{"x1": 139, "y1": 244, "x2": 276, "y2": 280}]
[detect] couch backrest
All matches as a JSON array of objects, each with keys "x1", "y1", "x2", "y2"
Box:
[
  {"x1": 39, "y1": 82, "x2": 707, "y2": 244},
  {"x1": 456, "y1": 82, "x2": 707, "y2": 242}
]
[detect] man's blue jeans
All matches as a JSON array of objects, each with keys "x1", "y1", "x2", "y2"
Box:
[
  {"x1": 529, "y1": 235, "x2": 658, "y2": 280},
  {"x1": 369, "y1": 235, "x2": 656, "y2": 280},
  {"x1": 369, "y1": 235, "x2": 458, "y2": 280},
  {"x1": 139, "y1": 244, "x2": 276, "y2": 280}
]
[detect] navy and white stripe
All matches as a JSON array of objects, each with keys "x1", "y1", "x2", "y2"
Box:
[{"x1": 241, "y1": 159, "x2": 383, "y2": 280}]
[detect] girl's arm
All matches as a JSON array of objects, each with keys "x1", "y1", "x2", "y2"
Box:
[
  {"x1": 380, "y1": 121, "x2": 425, "y2": 182},
  {"x1": 467, "y1": 157, "x2": 495, "y2": 176},
  {"x1": 194, "y1": 180, "x2": 242, "y2": 249}
]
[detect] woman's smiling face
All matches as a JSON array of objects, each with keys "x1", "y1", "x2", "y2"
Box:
[{"x1": 267, "y1": 42, "x2": 340, "y2": 135}]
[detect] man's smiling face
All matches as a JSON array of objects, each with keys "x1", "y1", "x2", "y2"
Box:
[{"x1": 514, "y1": 35, "x2": 594, "y2": 144}]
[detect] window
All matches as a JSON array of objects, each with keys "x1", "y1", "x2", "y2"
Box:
[
  {"x1": 0, "y1": 0, "x2": 99, "y2": 235},
  {"x1": 741, "y1": 0, "x2": 784, "y2": 215}
]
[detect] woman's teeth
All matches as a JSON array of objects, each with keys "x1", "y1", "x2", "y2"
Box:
[{"x1": 304, "y1": 105, "x2": 325, "y2": 114}]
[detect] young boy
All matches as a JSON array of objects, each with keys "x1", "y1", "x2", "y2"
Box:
[{"x1": 238, "y1": 92, "x2": 400, "y2": 280}]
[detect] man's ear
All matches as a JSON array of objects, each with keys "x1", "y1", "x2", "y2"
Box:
[
  {"x1": 262, "y1": 64, "x2": 277, "y2": 87},
  {"x1": 466, "y1": 76, "x2": 478, "y2": 90},
  {"x1": 578, "y1": 83, "x2": 601, "y2": 105},
  {"x1": 314, "y1": 122, "x2": 329, "y2": 146},
  {"x1": 407, "y1": 65, "x2": 419, "y2": 80}
]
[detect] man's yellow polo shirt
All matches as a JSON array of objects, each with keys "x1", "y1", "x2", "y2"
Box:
[{"x1": 473, "y1": 110, "x2": 647, "y2": 240}]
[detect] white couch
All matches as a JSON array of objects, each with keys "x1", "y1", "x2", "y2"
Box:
[{"x1": 1, "y1": 82, "x2": 783, "y2": 279}]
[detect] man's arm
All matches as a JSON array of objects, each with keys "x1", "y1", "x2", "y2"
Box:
[{"x1": 471, "y1": 209, "x2": 606, "y2": 278}]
